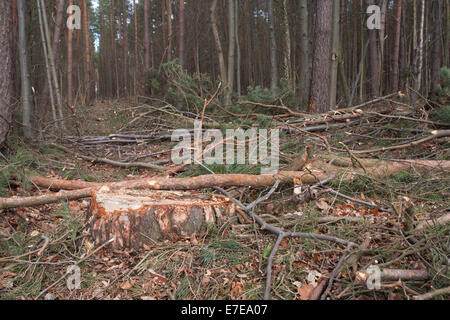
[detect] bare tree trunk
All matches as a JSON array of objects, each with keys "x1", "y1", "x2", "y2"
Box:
[
  {"x1": 40, "y1": 0, "x2": 65, "y2": 122},
  {"x1": 133, "y1": 0, "x2": 138, "y2": 98},
  {"x1": 366, "y1": 0, "x2": 380, "y2": 98},
  {"x1": 144, "y1": 0, "x2": 150, "y2": 73},
  {"x1": 282, "y1": 0, "x2": 291, "y2": 84},
  {"x1": 268, "y1": 0, "x2": 278, "y2": 91},
  {"x1": 227, "y1": 0, "x2": 236, "y2": 99},
  {"x1": 235, "y1": 0, "x2": 241, "y2": 97},
  {"x1": 329, "y1": 0, "x2": 340, "y2": 108},
  {"x1": 412, "y1": 0, "x2": 425, "y2": 105},
  {"x1": 299, "y1": 0, "x2": 309, "y2": 103},
  {"x1": 179, "y1": 0, "x2": 185, "y2": 68},
  {"x1": 392, "y1": 0, "x2": 402, "y2": 93},
  {"x1": 310, "y1": 0, "x2": 333, "y2": 113},
  {"x1": 67, "y1": 0, "x2": 74, "y2": 109},
  {"x1": 210, "y1": 0, "x2": 228, "y2": 101},
  {"x1": 0, "y1": 1, "x2": 14, "y2": 147},
  {"x1": 81, "y1": 0, "x2": 91, "y2": 103},
  {"x1": 166, "y1": 0, "x2": 173, "y2": 61},
  {"x1": 111, "y1": 0, "x2": 119, "y2": 98},
  {"x1": 122, "y1": 0, "x2": 129, "y2": 95},
  {"x1": 17, "y1": 0, "x2": 32, "y2": 138},
  {"x1": 446, "y1": 0, "x2": 450, "y2": 66},
  {"x1": 38, "y1": 0, "x2": 57, "y2": 124},
  {"x1": 430, "y1": 0, "x2": 443, "y2": 94},
  {"x1": 39, "y1": 0, "x2": 64, "y2": 124}
]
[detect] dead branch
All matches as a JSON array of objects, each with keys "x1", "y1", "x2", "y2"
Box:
[
  {"x1": 357, "y1": 268, "x2": 429, "y2": 282},
  {"x1": 352, "y1": 130, "x2": 450, "y2": 154},
  {"x1": 413, "y1": 286, "x2": 450, "y2": 300},
  {"x1": 50, "y1": 143, "x2": 167, "y2": 171},
  {"x1": 415, "y1": 213, "x2": 450, "y2": 230}
]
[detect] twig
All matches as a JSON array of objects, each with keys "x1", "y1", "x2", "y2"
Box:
[
  {"x1": 413, "y1": 286, "x2": 450, "y2": 300},
  {"x1": 35, "y1": 237, "x2": 115, "y2": 300}
]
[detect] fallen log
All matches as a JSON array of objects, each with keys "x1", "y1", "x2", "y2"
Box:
[{"x1": 2, "y1": 159, "x2": 449, "y2": 210}]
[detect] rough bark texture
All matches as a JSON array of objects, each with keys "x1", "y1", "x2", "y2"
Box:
[
  {"x1": 143, "y1": 0, "x2": 150, "y2": 72},
  {"x1": 391, "y1": 0, "x2": 402, "y2": 93},
  {"x1": 88, "y1": 189, "x2": 235, "y2": 249},
  {"x1": 310, "y1": 0, "x2": 333, "y2": 113},
  {"x1": 0, "y1": 1, "x2": 14, "y2": 147},
  {"x1": 178, "y1": 0, "x2": 185, "y2": 69},
  {"x1": 366, "y1": 0, "x2": 380, "y2": 98}
]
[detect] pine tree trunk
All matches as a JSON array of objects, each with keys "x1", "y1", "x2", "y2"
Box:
[
  {"x1": 67, "y1": 0, "x2": 74, "y2": 108},
  {"x1": 366, "y1": 0, "x2": 380, "y2": 98},
  {"x1": 299, "y1": 0, "x2": 309, "y2": 103},
  {"x1": 179, "y1": 0, "x2": 185, "y2": 69},
  {"x1": 430, "y1": 0, "x2": 443, "y2": 94},
  {"x1": 17, "y1": 0, "x2": 32, "y2": 138},
  {"x1": 210, "y1": 0, "x2": 228, "y2": 101},
  {"x1": 310, "y1": 0, "x2": 333, "y2": 113},
  {"x1": 166, "y1": 0, "x2": 173, "y2": 61},
  {"x1": 0, "y1": 1, "x2": 14, "y2": 147},
  {"x1": 392, "y1": 0, "x2": 403, "y2": 93},
  {"x1": 81, "y1": 0, "x2": 91, "y2": 103},
  {"x1": 329, "y1": 0, "x2": 340, "y2": 108},
  {"x1": 268, "y1": 0, "x2": 278, "y2": 91},
  {"x1": 144, "y1": 0, "x2": 151, "y2": 72},
  {"x1": 227, "y1": 0, "x2": 236, "y2": 98}
]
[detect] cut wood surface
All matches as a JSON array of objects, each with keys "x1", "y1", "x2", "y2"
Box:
[{"x1": 89, "y1": 188, "x2": 235, "y2": 249}]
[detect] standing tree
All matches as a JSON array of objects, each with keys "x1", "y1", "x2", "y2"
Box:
[
  {"x1": 67, "y1": 0, "x2": 74, "y2": 108},
  {"x1": 366, "y1": 0, "x2": 380, "y2": 98},
  {"x1": 227, "y1": 0, "x2": 236, "y2": 99},
  {"x1": 329, "y1": 0, "x2": 340, "y2": 108},
  {"x1": 17, "y1": 0, "x2": 33, "y2": 138},
  {"x1": 299, "y1": 0, "x2": 309, "y2": 103},
  {"x1": 268, "y1": 0, "x2": 278, "y2": 91},
  {"x1": 179, "y1": 0, "x2": 185, "y2": 69},
  {"x1": 144, "y1": 0, "x2": 151, "y2": 73},
  {"x1": 0, "y1": 1, "x2": 14, "y2": 147},
  {"x1": 391, "y1": 0, "x2": 402, "y2": 93},
  {"x1": 310, "y1": 0, "x2": 333, "y2": 113}
]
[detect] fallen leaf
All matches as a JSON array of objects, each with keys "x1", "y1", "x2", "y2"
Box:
[{"x1": 297, "y1": 284, "x2": 315, "y2": 300}]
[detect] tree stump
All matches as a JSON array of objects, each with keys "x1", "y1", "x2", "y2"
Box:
[{"x1": 88, "y1": 187, "x2": 236, "y2": 249}]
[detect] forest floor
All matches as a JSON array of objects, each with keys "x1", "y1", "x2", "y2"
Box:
[{"x1": 0, "y1": 97, "x2": 449, "y2": 300}]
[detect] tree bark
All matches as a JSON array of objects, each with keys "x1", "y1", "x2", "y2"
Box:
[
  {"x1": 166, "y1": 0, "x2": 173, "y2": 61},
  {"x1": 392, "y1": 0, "x2": 403, "y2": 93},
  {"x1": 144, "y1": 0, "x2": 151, "y2": 72},
  {"x1": 210, "y1": 0, "x2": 228, "y2": 102},
  {"x1": 3, "y1": 159, "x2": 448, "y2": 210},
  {"x1": 178, "y1": 0, "x2": 185, "y2": 68},
  {"x1": 268, "y1": 0, "x2": 278, "y2": 91},
  {"x1": 310, "y1": 0, "x2": 333, "y2": 113},
  {"x1": 329, "y1": 0, "x2": 340, "y2": 108},
  {"x1": 366, "y1": 0, "x2": 380, "y2": 98},
  {"x1": 299, "y1": 0, "x2": 309, "y2": 103},
  {"x1": 81, "y1": 0, "x2": 91, "y2": 103},
  {"x1": 17, "y1": 0, "x2": 33, "y2": 138},
  {"x1": 227, "y1": 0, "x2": 236, "y2": 98},
  {"x1": 412, "y1": 0, "x2": 425, "y2": 105},
  {"x1": 0, "y1": 1, "x2": 14, "y2": 147},
  {"x1": 67, "y1": 0, "x2": 74, "y2": 108},
  {"x1": 430, "y1": 0, "x2": 443, "y2": 94},
  {"x1": 40, "y1": 0, "x2": 65, "y2": 123}
]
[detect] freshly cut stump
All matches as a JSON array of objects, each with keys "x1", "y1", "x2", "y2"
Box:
[{"x1": 88, "y1": 188, "x2": 235, "y2": 249}]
